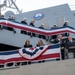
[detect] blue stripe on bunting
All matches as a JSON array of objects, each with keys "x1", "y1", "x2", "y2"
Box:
[
  {"x1": 0, "y1": 44, "x2": 60, "y2": 56},
  {"x1": 22, "y1": 48, "x2": 42, "y2": 56},
  {"x1": 22, "y1": 49, "x2": 33, "y2": 56},
  {"x1": 48, "y1": 44, "x2": 60, "y2": 49},
  {"x1": 0, "y1": 50, "x2": 18, "y2": 55}
]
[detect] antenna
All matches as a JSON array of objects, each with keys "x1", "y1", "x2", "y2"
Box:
[
  {"x1": 0, "y1": 0, "x2": 22, "y2": 14},
  {"x1": 0, "y1": 0, "x2": 6, "y2": 15},
  {"x1": 6, "y1": 0, "x2": 22, "y2": 14}
]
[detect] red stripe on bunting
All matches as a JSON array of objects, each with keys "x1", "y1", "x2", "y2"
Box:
[
  {"x1": 0, "y1": 53, "x2": 60, "y2": 64},
  {"x1": 0, "y1": 57, "x2": 25, "y2": 64},
  {"x1": 35, "y1": 53, "x2": 60, "y2": 60}
]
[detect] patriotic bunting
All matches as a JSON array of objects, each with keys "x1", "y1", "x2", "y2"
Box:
[
  {"x1": 0, "y1": 18, "x2": 75, "y2": 36},
  {"x1": 0, "y1": 44, "x2": 60, "y2": 64}
]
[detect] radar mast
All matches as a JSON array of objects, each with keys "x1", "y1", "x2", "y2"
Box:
[{"x1": 0, "y1": 0, "x2": 22, "y2": 15}]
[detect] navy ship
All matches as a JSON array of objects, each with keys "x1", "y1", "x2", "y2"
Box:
[{"x1": 0, "y1": 0, "x2": 75, "y2": 74}]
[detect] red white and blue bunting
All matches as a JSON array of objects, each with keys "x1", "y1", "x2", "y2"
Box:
[
  {"x1": 19, "y1": 45, "x2": 50, "y2": 60},
  {"x1": 0, "y1": 44, "x2": 60, "y2": 64},
  {"x1": 0, "y1": 18, "x2": 75, "y2": 36}
]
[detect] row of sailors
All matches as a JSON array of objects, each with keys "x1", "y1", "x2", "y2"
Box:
[
  {"x1": 0, "y1": 15, "x2": 70, "y2": 40},
  {"x1": 20, "y1": 18, "x2": 69, "y2": 41},
  {"x1": 0, "y1": 15, "x2": 75, "y2": 60}
]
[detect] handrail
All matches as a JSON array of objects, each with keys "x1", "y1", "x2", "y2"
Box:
[{"x1": 0, "y1": 18, "x2": 75, "y2": 36}]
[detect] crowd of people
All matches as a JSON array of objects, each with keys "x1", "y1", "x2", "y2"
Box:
[
  {"x1": 57, "y1": 35, "x2": 75, "y2": 60},
  {"x1": 20, "y1": 17, "x2": 71, "y2": 42},
  {"x1": 23, "y1": 34, "x2": 75, "y2": 60},
  {"x1": 0, "y1": 15, "x2": 75, "y2": 60},
  {"x1": 0, "y1": 15, "x2": 70, "y2": 40},
  {"x1": 23, "y1": 39, "x2": 45, "y2": 48}
]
